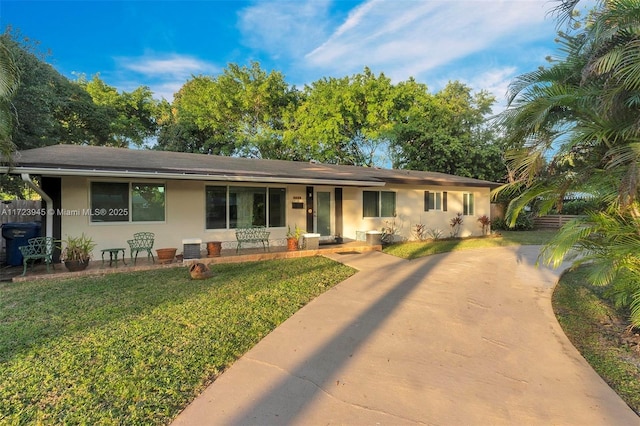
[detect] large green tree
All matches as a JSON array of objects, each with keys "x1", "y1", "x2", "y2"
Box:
[
  {"x1": 79, "y1": 75, "x2": 159, "y2": 147},
  {"x1": 285, "y1": 68, "x2": 397, "y2": 166},
  {"x1": 390, "y1": 81, "x2": 505, "y2": 181},
  {"x1": 157, "y1": 62, "x2": 296, "y2": 158},
  {"x1": 159, "y1": 63, "x2": 506, "y2": 177},
  {"x1": 1, "y1": 31, "x2": 161, "y2": 151},
  {"x1": 1, "y1": 31, "x2": 163, "y2": 197},
  {"x1": 496, "y1": 0, "x2": 640, "y2": 325},
  {"x1": 1, "y1": 32, "x2": 115, "y2": 149}
]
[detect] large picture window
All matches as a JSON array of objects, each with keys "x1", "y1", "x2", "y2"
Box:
[
  {"x1": 363, "y1": 191, "x2": 379, "y2": 217},
  {"x1": 363, "y1": 191, "x2": 396, "y2": 218},
  {"x1": 206, "y1": 186, "x2": 286, "y2": 229},
  {"x1": 268, "y1": 188, "x2": 286, "y2": 228},
  {"x1": 463, "y1": 192, "x2": 475, "y2": 216},
  {"x1": 91, "y1": 182, "x2": 129, "y2": 222},
  {"x1": 381, "y1": 191, "x2": 396, "y2": 217},
  {"x1": 206, "y1": 186, "x2": 227, "y2": 229},
  {"x1": 132, "y1": 183, "x2": 165, "y2": 222},
  {"x1": 91, "y1": 182, "x2": 165, "y2": 222}
]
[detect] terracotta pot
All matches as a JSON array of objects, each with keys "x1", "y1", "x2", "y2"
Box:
[
  {"x1": 64, "y1": 259, "x2": 89, "y2": 272},
  {"x1": 189, "y1": 262, "x2": 213, "y2": 280},
  {"x1": 156, "y1": 248, "x2": 177, "y2": 264},
  {"x1": 206, "y1": 241, "x2": 222, "y2": 257},
  {"x1": 286, "y1": 237, "x2": 299, "y2": 251}
]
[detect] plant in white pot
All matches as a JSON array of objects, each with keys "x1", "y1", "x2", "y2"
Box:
[{"x1": 59, "y1": 233, "x2": 96, "y2": 272}]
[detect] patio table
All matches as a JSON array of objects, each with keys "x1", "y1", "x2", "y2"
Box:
[{"x1": 101, "y1": 248, "x2": 127, "y2": 267}]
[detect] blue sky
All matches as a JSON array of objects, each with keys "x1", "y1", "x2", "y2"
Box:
[{"x1": 1, "y1": 1, "x2": 587, "y2": 110}]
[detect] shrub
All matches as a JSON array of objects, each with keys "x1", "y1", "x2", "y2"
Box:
[
  {"x1": 449, "y1": 213, "x2": 463, "y2": 238},
  {"x1": 492, "y1": 214, "x2": 534, "y2": 231},
  {"x1": 412, "y1": 223, "x2": 427, "y2": 241},
  {"x1": 477, "y1": 215, "x2": 491, "y2": 235},
  {"x1": 426, "y1": 228, "x2": 444, "y2": 240},
  {"x1": 560, "y1": 199, "x2": 603, "y2": 215}
]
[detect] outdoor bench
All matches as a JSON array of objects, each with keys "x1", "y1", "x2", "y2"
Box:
[
  {"x1": 235, "y1": 227, "x2": 270, "y2": 253},
  {"x1": 18, "y1": 236, "x2": 55, "y2": 276}
]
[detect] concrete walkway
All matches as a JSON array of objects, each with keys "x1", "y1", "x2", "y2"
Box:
[{"x1": 172, "y1": 246, "x2": 639, "y2": 425}]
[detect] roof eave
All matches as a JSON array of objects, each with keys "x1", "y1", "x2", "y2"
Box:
[
  {"x1": 380, "y1": 177, "x2": 500, "y2": 188},
  {"x1": 0, "y1": 166, "x2": 386, "y2": 187}
]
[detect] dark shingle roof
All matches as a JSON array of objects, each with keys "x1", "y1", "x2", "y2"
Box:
[{"x1": 4, "y1": 144, "x2": 498, "y2": 188}]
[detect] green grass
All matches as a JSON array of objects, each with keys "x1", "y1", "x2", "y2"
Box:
[
  {"x1": 0, "y1": 257, "x2": 356, "y2": 424},
  {"x1": 4, "y1": 231, "x2": 637, "y2": 423},
  {"x1": 382, "y1": 230, "x2": 557, "y2": 259},
  {"x1": 553, "y1": 267, "x2": 640, "y2": 415}
]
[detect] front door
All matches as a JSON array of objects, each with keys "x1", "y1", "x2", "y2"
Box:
[{"x1": 316, "y1": 191, "x2": 332, "y2": 236}]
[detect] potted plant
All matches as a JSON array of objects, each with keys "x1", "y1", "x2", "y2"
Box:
[
  {"x1": 286, "y1": 225, "x2": 304, "y2": 251},
  {"x1": 59, "y1": 233, "x2": 96, "y2": 272}
]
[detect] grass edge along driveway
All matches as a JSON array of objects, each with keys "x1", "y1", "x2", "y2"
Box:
[{"x1": 382, "y1": 230, "x2": 557, "y2": 259}]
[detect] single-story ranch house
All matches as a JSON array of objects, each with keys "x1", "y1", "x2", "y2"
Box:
[{"x1": 1, "y1": 144, "x2": 498, "y2": 257}]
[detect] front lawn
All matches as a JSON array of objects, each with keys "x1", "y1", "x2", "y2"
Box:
[
  {"x1": 0, "y1": 257, "x2": 355, "y2": 424},
  {"x1": 382, "y1": 230, "x2": 557, "y2": 259}
]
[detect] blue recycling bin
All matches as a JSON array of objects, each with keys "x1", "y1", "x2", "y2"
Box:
[{"x1": 2, "y1": 222, "x2": 42, "y2": 266}]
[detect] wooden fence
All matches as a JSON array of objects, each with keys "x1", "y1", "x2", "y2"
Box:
[
  {"x1": 1, "y1": 199, "x2": 43, "y2": 264},
  {"x1": 533, "y1": 215, "x2": 583, "y2": 229}
]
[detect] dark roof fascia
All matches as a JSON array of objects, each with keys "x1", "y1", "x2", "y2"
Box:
[{"x1": 379, "y1": 177, "x2": 501, "y2": 188}]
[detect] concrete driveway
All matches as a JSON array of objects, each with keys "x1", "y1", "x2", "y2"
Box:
[{"x1": 172, "y1": 246, "x2": 639, "y2": 425}]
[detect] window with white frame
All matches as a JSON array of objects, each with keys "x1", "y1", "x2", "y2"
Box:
[
  {"x1": 206, "y1": 186, "x2": 286, "y2": 229},
  {"x1": 90, "y1": 182, "x2": 165, "y2": 222},
  {"x1": 424, "y1": 191, "x2": 447, "y2": 211},
  {"x1": 363, "y1": 190, "x2": 396, "y2": 218},
  {"x1": 463, "y1": 192, "x2": 475, "y2": 216}
]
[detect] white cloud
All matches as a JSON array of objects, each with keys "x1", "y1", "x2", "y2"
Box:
[
  {"x1": 306, "y1": 0, "x2": 551, "y2": 73},
  {"x1": 464, "y1": 66, "x2": 519, "y2": 111},
  {"x1": 238, "y1": 0, "x2": 559, "y2": 99},
  {"x1": 117, "y1": 54, "x2": 218, "y2": 79},
  {"x1": 238, "y1": 1, "x2": 333, "y2": 59},
  {"x1": 113, "y1": 54, "x2": 219, "y2": 101}
]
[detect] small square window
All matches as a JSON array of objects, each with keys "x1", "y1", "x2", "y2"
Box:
[{"x1": 424, "y1": 191, "x2": 447, "y2": 211}]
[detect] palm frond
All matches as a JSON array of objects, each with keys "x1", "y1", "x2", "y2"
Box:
[{"x1": 0, "y1": 41, "x2": 19, "y2": 99}]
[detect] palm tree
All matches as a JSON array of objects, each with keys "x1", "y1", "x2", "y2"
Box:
[
  {"x1": 496, "y1": 0, "x2": 640, "y2": 325},
  {"x1": 0, "y1": 37, "x2": 19, "y2": 163}
]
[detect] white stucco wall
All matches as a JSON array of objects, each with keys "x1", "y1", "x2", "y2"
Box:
[
  {"x1": 341, "y1": 185, "x2": 491, "y2": 242},
  {"x1": 58, "y1": 177, "x2": 492, "y2": 258},
  {"x1": 60, "y1": 177, "x2": 308, "y2": 258}
]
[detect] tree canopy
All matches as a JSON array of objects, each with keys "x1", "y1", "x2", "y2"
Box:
[
  {"x1": 1, "y1": 30, "x2": 159, "y2": 151},
  {"x1": 80, "y1": 75, "x2": 159, "y2": 148},
  {"x1": 158, "y1": 63, "x2": 506, "y2": 181},
  {"x1": 156, "y1": 62, "x2": 296, "y2": 158},
  {"x1": 390, "y1": 80, "x2": 505, "y2": 180},
  {"x1": 2, "y1": 29, "x2": 507, "y2": 198}
]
